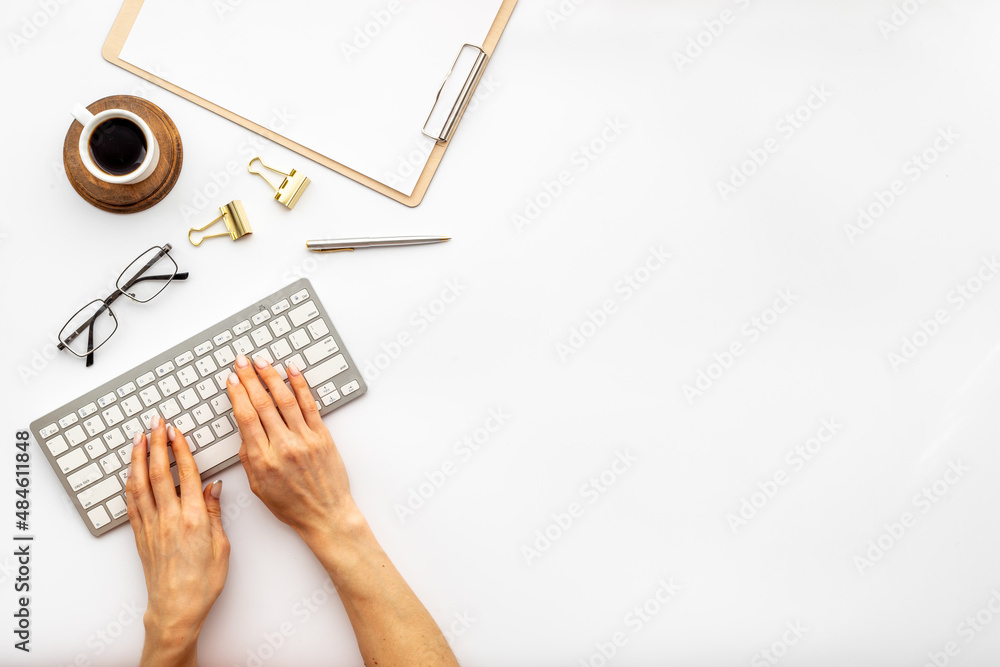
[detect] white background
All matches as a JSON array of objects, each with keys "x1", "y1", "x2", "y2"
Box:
[{"x1": 3, "y1": 1, "x2": 1000, "y2": 666}]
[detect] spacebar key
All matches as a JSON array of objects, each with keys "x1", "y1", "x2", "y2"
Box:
[{"x1": 192, "y1": 432, "x2": 243, "y2": 473}]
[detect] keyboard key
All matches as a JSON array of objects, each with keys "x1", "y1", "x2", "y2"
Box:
[
  {"x1": 304, "y1": 355, "x2": 349, "y2": 386},
  {"x1": 78, "y1": 403, "x2": 99, "y2": 419},
  {"x1": 341, "y1": 380, "x2": 361, "y2": 396},
  {"x1": 118, "y1": 445, "x2": 133, "y2": 465},
  {"x1": 107, "y1": 496, "x2": 128, "y2": 519},
  {"x1": 213, "y1": 330, "x2": 233, "y2": 345},
  {"x1": 211, "y1": 416, "x2": 234, "y2": 438},
  {"x1": 121, "y1": 396, "x2": 143, "y2": 417},
  {"x1": 99, "y1": 453, "x2": 122, "y2": 475},
  {"x1": 85, "y1": 439, "x2": 108, "y2": 459},
  {"x1": 136, "y1": 372, "x2": 156, "y2": 388},
  {"x1": 119, "y1": 469, "x2": 130, "y2": 485},
  {"x1": 117, "y1": 382, "x2": 137, "y2": 398},
  {"x1": 270, "y1": 316, "x2": 291, "y2": 337},
  {"x1": 304, "y1": 336, "x2": 340, "y2": 365},
  {"x1": 271, "y1": 299, "x2": 290, "y2": 314},
  {"x1": 103, "y1": 428, "x2": 126, "y2": 449},
  {"x1": 196, "y1": 356, "x2": 218, "y2": 377},
  {"x1": 140, "y1": 409, "x2": 158, "y2": 430},
  {"x1": 158, "y1": 376, "x2": 181, "y2": 397},
  {"x1": 308, "y1": 319, "x2": 330, "y2": 339},
  {"x1": 178, "y1": 366, "x2": 199, "y2": 387},
  {"x1": 195, "y1": 341, "x2": 213, "y2": 356},
  {"x1": 39, "y1": 423, "x2": 58, "y2": 439},
  {"x1": 193, "y1": 404, "x2": 214, "y2": 425},
  {"x1": 78, "y1": 477, "x2": 122, "y2": 509},
  {"x1": 97, "y1": 391, "x2": 117, "y2": 408},
  {"x1": 285, "y1": 353, "x2": 307, "y2": 372},
  {"x1": 193, "y1": 426, "x2": 215, "y2": 448},
  {"x1": 68, "y1": 463, "x2": 102, "y2": 491},
  {"x1": 193, "y1": 432, "x2": 242, "y2": 472},
  {"x1": 289, "y1": 301, "x2": 319, "y2": 327},
  {"x1": 252, "y1": 310, "x2": 271, "y2": 325},
  {"x1": 102, "y1": 405, "x2": 125, "y2": 428},
  {"x1": 155, "y1": 361, "x2": 175, "y2": 377},
  {"x1": 211, "y1": 394, "x2": 232, "y2": 415},
  {"x1": 317, "y1": 382, "x2": 337, "y2": 397},
  {"x1": 59, "y1": 413, "x2": 79, "y2": 428},
  {"x1": 66, "y1": 425, "x2": 87, "y2": 447},
  {"x1": 254, "y1": 349, "x2": 274, "y2": 366},
  {"x1": 270, "y1": 339, "x2": 292, "y2": 360},
  {"x1": 159, "y1": 398, "x2": 181, "y2": 420},
  {"x1": 290, "y1": 288, "x2": 309, "y2": 305},
  {"x1": 274, "y1": 363, "x2": 288, "y2": 381},
  {"x1": 322, "y1": 391, "x2": 341, "y2": 406},
  {"x1": 214, "y1": 345, "x2": 236, "y2": 367},
  {"x1": 197, "y1": 379, "x2": 218, "y2": 401},
  {"x1": 178, "y1": 388, "x2": 199, "y2": 410},
  {"x1": 57, "y1": 448, "x2": 88, "y2": 474},
  {"x1": 289, "y1": 329, "x2": 310, "y2": 350},
  {"x1": 175, "y1": 350, "x2": 195, "y2": 367},
  {"x1": 174, "y1": 413, "x2": 196, "y2": 435},
  {"x1": 233, "y1": 320, "x2": 252, "y2": 335},
  {"x1": 214, "y1": 369, "x2": 231, "y2": 390},
  {"x1": 140, "y1": 387, "x2": 162, "y2": 407},
  {"x1": 46, "y1": 435, "x2": 69, "y2": 456},
  {"x1": 122, "y1": 419, "x2": 142, "y2": 439},
  {"x1": 82, "y1": 417, "x2": 105, "y2": 437},
  {"x1": 251, "y1": 327, "x2": 273, "y2": 347},
  {"x1": 233, "y1": 336, "x2": 254, "y2": 356},
  {"x1": 87, "y1": 506, "x2": 112, "y2": 530}
]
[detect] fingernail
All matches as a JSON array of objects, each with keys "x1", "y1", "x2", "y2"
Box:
[
  {"x1": 254, "y1": 355, "x2": 269, "y2": 369},
  {"x1": 132, "y1": 431, "x2": 142, "y2": 446},
  {"x1": 236, "y1": 355, "x2": 249, "y2": 368},
  {"x1": 151, "y1": 415, "x2": 160, "y2": 429},
  {"x1": 228, "y1": 372, "x2": 240, "y2": 386},
  {"x1": 286, "y1": 362, "x2": 300, "y2": 376},
  {"x1": 211, "y1": 481, "x2": 223, "y2": 499},
  {"x1": 166, "y1": 424, "x2": 176, "y2": 442}
]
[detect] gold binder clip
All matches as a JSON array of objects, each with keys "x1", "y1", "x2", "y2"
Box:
[
  {"x1": 188, "y1": 201, "x2": 253, "y2": 247},
  {"x1": 248, "y1": 157, "x2": 311, "y2": 209}
]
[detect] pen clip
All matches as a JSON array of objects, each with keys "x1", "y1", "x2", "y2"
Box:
[{"x1": 306, "y1": 244, "x2": 355, "y2": 253}]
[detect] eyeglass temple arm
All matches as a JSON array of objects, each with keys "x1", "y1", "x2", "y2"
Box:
[
  {"x1": 118, "y1": 246, "x2": 172, "y2": 293},
  {"x1": 85, "y1": 317, "x2": 96, "y2": 367}
]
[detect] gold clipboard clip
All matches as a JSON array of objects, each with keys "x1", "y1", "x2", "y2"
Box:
[
  {"x1": 248, "y1": 157, "x2": 311, "y2": 209},
  {"x1": 188, "y1": 201, "x2": 253, "y2": 246}
]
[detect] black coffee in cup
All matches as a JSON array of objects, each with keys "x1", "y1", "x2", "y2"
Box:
[{"x1": 89, "y1": 117, "x2": 148, "y2": 176}]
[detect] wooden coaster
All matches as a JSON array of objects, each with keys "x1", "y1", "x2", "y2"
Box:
[{"x1": 63, "y1": 95, "x2": 183, "y2": 214}]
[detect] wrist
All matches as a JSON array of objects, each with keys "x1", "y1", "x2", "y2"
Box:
[
  {"x1": 142, "y1": 612, "x2": 202, "y2": 665},
  {"x1": 298, "y1": 503, "x2": 378, "y2": 577}
]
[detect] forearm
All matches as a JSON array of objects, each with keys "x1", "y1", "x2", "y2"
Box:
[{"x1": 302, "y1": 510, "x2": 459, "y2": 667}]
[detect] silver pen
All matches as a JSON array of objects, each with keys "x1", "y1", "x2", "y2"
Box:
[{"x1": 306, "y1": 236, "x2": 451, "y2": 252}]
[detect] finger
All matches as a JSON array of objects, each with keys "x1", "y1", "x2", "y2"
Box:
[
  {"x1": 203, "y1": 481, "x2": 227, "y2": 548},
  {"x1": 253, "y1": 356, "x2": 308, "y2": 434},
  {"x1": 234, "y1": 354, "x2": 287, "y2": 438},
  {"x1": 147, "y1": 415, "x2": 178, "y2": 508},
  {"x1": 127, "y1": 432, "x2": 155, "y2": 519},
  {"x1": 227, "y1": 368, "x2": 268, "y2": 456},
  {"x1": 168, "y1": 424, "x2": 204, "y2": 508},
  {"x1": 286, "y1": 362, "x2": 325, "y2": 432}
]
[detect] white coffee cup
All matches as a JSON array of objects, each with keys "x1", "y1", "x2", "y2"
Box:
[{"x1": 71, "y1": 103, "x2": 160, "y2": 185}]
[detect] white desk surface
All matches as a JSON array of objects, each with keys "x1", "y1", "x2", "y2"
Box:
[{"x1": 3, "y1": 1, "x2": 1000, "y2": 665}]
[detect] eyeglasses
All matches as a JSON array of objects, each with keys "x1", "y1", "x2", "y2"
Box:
[{"x1": 58, "y1": 244, "x2": 189, "y2": 367}]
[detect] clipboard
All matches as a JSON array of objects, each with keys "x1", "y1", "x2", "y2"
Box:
[{"x1": 102, "y1": 0, "x2": 517, "y2": 207}]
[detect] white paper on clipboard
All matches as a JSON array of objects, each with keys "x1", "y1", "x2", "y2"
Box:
[{"x1": 118, "y1": 0, "x2": 501, "y2": 197}]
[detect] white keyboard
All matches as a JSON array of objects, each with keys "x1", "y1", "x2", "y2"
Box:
[{"x1": 30, "y1": 279, "x2": 367, "y2": 537}]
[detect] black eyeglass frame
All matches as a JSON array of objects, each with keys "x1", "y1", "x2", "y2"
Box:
[{"x1": 57, "y1": 244, "x2": 189, "y2": 367}]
